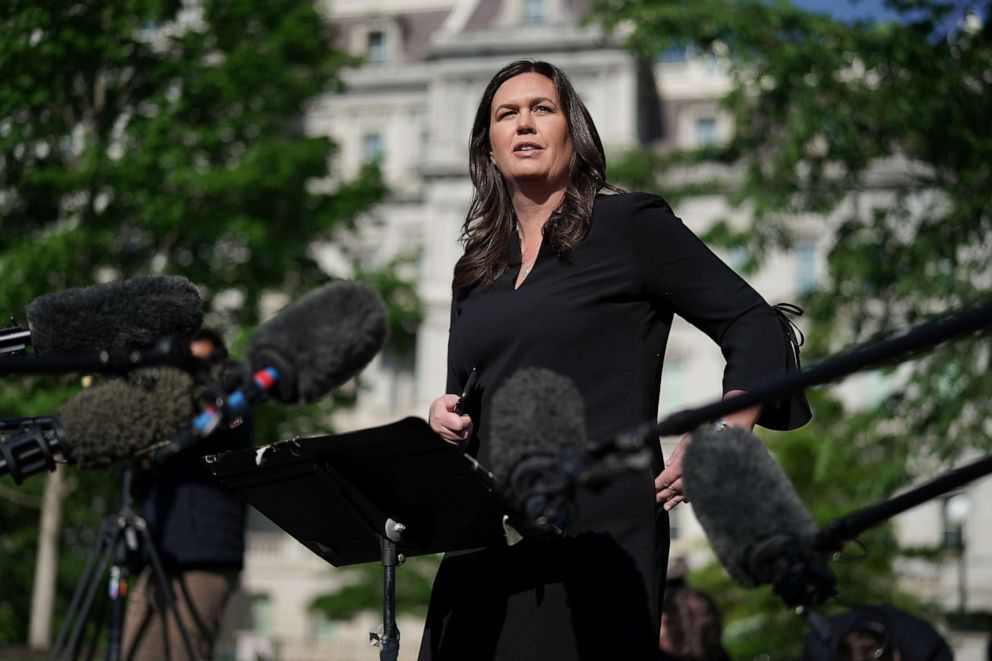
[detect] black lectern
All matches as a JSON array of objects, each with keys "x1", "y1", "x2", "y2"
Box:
[{"x1": 205, "y1": 417, "x2": 507, "y2": 660}]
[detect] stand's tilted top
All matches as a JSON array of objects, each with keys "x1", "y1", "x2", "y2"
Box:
[{"x1": 205, "y1": 417, "x2": 507, "y2": 566}]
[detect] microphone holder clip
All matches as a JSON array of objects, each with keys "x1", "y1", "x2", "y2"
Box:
[
  {"x1": 0, "y1": 317, "x2": 32, "y2": 357},
  {"x1": 747, "y1": 533, "x2": 837, "y2": 611},
  {"x1": 0, "y1": 422, "x2": 64, "y2": 484}
]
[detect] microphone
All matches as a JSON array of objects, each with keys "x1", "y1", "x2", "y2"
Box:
[
  {"x1": 682, "y1": 426, "x2": 836, "y2": 607},
  {"x1": 0, "y1": 368, "x2": 196, "y2": 484},
  {"x1": 246, "y1": 280, "x2": 387, "y2": 404},
  {"x1": 153, "y1": 281, "x2": 388, "y2": 460},
  {"x1": 24, "y1": 275, "x2": 203, "y2": 354},
  {"x1": 488, "y1": 367, "x2": 588, "y2": 535}
]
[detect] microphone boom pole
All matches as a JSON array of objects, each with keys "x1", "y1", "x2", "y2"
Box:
[
  {"x1": 0, "y1": 336, "x2": 195, "y2": 376},
  {"x1": 579, "y1": 298, "x2": 992, "y2": 488},
  {"x1": 815, "y1": 452, "x2": 992, "y2": 554},
  {"x1": 653, "y1": 298, "x2": 992, "y2": 438}
]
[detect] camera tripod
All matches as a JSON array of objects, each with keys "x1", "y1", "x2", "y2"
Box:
[{"x1": 49, "y1": 463, "x2": 196, "y2": 661}]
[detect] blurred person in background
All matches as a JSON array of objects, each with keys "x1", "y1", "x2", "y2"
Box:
[
  {"x1": 802, "y1": 604, "x2": 952, "y2": 661},
  {"x1": 659, "y1": 559, "x2": 730, "y2": 661},
  {"x1": 123, "y1": 328, "x2": 252, "y2": 660}
]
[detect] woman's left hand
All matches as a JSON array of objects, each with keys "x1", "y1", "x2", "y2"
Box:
[
  {"x1": 655, "y1": 432, "x2": 691, "y2": 511},
  {"x1": 655, "y1": 390, "x2": 761, "y2": 511}
]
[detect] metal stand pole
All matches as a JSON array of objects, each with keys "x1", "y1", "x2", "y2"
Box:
[{"x1": 371, "y1": 518, "x2": 405, "y2": 661}]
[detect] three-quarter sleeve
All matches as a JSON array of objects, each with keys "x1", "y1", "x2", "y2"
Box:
[{"x1": 625, "y1": 193, "x2": 811, "y2": 430}]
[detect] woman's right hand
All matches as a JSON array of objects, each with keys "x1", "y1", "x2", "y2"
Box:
[{"x1": 428, "y1": 394, "x2": 474, "y2": 448}]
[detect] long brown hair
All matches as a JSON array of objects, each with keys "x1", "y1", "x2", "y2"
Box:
[{"x1": 453, "y1": 60, "x2": 618, "y2": 292}]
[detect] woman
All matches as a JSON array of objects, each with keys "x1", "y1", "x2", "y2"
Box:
[{"x1": 423, "y1": 60, "x2": 809, "y2": 661}]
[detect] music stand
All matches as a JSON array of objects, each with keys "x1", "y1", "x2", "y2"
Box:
[{"x1": 205, "y1": 417, "x2": 507, "y2": 661}]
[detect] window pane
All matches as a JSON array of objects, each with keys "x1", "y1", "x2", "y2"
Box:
[
  {"x1": 250, "y1": 594, "x2": 272, "y2": 634},
  {"x1": 523, "y1": 0, "x2": 547, "y2": 25},
  {"x1": 694, "y1": 116, "x2": 717, "y2": 147},
  {"x1": 367, "y1": 30, "x2": 386, "y2": 65},
  {"x1": 795, "y1": 241, "x2": 817, "y2": 294},
  {"x1": 362, "y1": 133, "x2": 383, "y2": 164},
  {"x1": 660, "y1": 358, "x2": 685, "y2": 411}
]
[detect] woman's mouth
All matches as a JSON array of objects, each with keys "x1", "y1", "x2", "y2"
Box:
[{"x1": 513, "y1": 143, "x2": 543, "y2": 154}]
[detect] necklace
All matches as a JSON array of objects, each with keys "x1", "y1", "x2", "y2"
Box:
[{"x1": 517, "y1": 227, "x2": 537, "y2": 279}]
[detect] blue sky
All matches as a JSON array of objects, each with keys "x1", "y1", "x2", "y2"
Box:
[
  {"x1": 790, "y1": 0, "x2": 985, "y2": 37},
  {"x1": 791, "y1": 0, "x2": 903, "y2": 22}
]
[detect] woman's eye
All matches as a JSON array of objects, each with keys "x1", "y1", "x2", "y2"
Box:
[
  {"x1": 534, "y1": 105, "x2": 553, "y2": 114},
  {"x1": 498, "y1": 110, "x2": 516, "y2": 120}
]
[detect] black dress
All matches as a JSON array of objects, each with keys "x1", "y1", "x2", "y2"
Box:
[{"x1": 418, "y1": 192, "x2": 810, "y2": 661}]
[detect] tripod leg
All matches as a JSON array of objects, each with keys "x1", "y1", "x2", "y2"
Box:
[
  {"x1": 104, "y1": 528, "x2": 133, "y2": 661},
  {"x1": 81, "y1": 591, "x2": 108, "y2": 661},
  {"x1": 50, "y1": 520, "x2": 118, "y2": 661},
  {"x1": 48, "y1": 522, "x2": 107, "y2": 661},
  {"x1": 137, "y1": 524, "x2": 198, "y2": 661},
  {"x1": 50, "y1": 519, "x2": 114, "y2": 659}
]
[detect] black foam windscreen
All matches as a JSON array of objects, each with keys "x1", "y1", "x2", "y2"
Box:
[
  {"x1": 26, "y1": 275, "x2": 203, "y2": 353},
  {"x1": 57, "y1": 368, "x2": 196, "y2": 468},
  {"x1": 246, "y1": 281, "x2": 387, "y2": 404},
  {"x1": 682, "y1": 426, "x2": 816, "y2": 588},
  {"x1": 488, "y1": 367, "x2": 587, "y2": 486}
]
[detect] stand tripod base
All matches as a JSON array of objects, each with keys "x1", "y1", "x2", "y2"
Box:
[{"x1": 50, "y1": 466, "x2": 197, "y2": 661}]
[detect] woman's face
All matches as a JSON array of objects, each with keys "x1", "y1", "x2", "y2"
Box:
[{"x1": 488, "y1": 72, "x2": 573, "y2": 194}]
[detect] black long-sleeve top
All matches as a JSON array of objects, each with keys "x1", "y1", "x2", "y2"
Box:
[{"x1": 421, "y1": 192, "x2": 810, "y2": 661}]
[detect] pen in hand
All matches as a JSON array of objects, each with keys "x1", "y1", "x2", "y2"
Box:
[{"x1": 454, "y1": 367, "x2": 478, "y2": 416}]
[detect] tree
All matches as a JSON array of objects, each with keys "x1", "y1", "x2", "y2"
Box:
[
  {"x1": 0, "y1": 0, "x2": 384, "y2": 318},
  {"x1": 589, "y1": 0, "x2": 991, "y2": 654},
  {"x1": 310, "y1": 555, "x2": 440, "y2": 622},
  {"x1": 0, "y1": 0, "x2": 392, "y2": 645},
  {"x1": 591, "y1": 0, "x2": 990, "y2": 456}
]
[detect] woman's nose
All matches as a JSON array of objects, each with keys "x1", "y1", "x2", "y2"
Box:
[{"x1": 515, "y1": 111, "x2": 535, "y2": 133}]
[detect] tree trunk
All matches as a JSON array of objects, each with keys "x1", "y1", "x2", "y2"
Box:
[{"x1": 28, "y1": 466, "x2": 67, "y2": 650}]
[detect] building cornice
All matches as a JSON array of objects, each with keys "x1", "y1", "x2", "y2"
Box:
[{"x1": 427, "y1": 24, "x2": 616, "y2": 59}]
